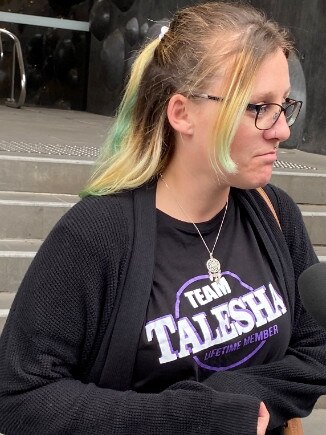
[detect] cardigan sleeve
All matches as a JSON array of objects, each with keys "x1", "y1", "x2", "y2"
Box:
[
  {"x1": 203, "y1": 186, "x2": 326, "y2": 430},
  {"x1": 0, "y1": 198, "x2": 261, "y2": 435}
]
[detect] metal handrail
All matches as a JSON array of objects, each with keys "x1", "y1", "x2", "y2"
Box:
[{"x1": 0, "y1": 28, "x2": 26, "y2": 108}]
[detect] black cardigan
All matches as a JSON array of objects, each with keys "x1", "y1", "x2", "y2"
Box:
[{"x1": 0, "y1": 183, "x2": 325, "y2": 435}]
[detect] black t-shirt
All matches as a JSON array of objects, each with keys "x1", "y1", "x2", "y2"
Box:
[{"x1": 132, "y1": 195, "x2": 291, "y2": 393}]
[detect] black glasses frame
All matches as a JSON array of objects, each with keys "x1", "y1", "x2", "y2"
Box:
[{"x1": 191, "y1": 93, "x2": 303, "y2": 131}]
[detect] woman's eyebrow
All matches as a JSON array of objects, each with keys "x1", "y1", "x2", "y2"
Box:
[{"x1": 251, "y1": 88, "x2": 291, "y2": 101}]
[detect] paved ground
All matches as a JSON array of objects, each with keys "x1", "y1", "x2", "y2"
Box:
[
  {"x1": 0, "y1": 104, "x2": 325, "y2": 433},
  {"x1": 0, "y1": 105, "x2": 112, "y2": 159}
]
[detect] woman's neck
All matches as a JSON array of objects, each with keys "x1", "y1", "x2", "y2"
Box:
[{"x1": 156, "y1": 164, "x2": 230, "y2": 223}]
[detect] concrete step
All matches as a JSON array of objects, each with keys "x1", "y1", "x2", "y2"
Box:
[
  {"x1": 0, "y1": 244, "x2": 324, "y2": 327},
  {"x1": 0, "y1": 153, "x2": 94, "y2": 195},
  {"x1": 0, "y1": 239, "x2": 43, "y2": 293},
  {"x1": 271, "y1": 171, "x2": 326, "y2": 205},
  {"x1": 0, "y1": 240, "x2": 324, "y2": 310},
  {"x1": 315, "y1": 396, "x2": 326, "y2": 409},
  {"x1": 0, "y1": 195, "x2": 323, "y2": 246},
  {"x1": 271, "y1": 148, "x2": 326, "y2": 205},
  {"x1": 0, "y1": 191, "x2": 78, "y2": 239},
  {"x1": 299, "y1": 205, "x2": 326, "y2": 245},
  {"x1": 0, "y1": 153, "x2": 326, "y2": 206},
  {"x1": 314, "y1": 246, "x2": 326, "y2": 263},
  {"x1": 0, "y1": 241, "x2": 324, "y2": 298},
  {"x1": 0, "y1": 291, "x2": 14, "y2": 335}
]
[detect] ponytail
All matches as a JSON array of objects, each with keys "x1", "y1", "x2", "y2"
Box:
[{"x1": 81, "y1": 38, "x2": 161, "y2": 197}]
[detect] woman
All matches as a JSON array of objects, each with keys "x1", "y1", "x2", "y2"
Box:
[{"x1": 0, "y1": 2, "x2": 325, "y2": 434}]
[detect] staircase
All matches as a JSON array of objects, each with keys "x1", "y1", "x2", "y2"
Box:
[
  {"x1": 0, "y1": 105, "x2": 111, "y2": 334},
  {"x1": 0, "y1": 155, "x2": 83, "y2": 333},
  {"x1": 0, "y1": 109, "x2": 325, "y2": 325},
  {"x1": 1, "y1": 145, "x2": 326, "y2": 334}
]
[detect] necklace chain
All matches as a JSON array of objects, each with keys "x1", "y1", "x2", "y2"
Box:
[{"x1": 159, "y1": 174, "x2": 228, "y2": 282}]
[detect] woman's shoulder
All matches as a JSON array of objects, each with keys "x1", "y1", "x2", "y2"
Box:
[
  {"x1": 232, "y1": 184, "x2": 303, "y2": 230},
  {"x1": 49, "y1": 191, "x2": 134, "y2": 249},
  {"x1": 235, "y1": 184, "x2": 299, "y2": 214},
  {"x1": 232, "y1": 184, "x2": 296, "y2": 207},
  {"x1": 52, "y1": 182, "x2": 155, "y2": 247},
  {"x1": 264, "y1": 183, "x2": 297, "y2": 206},
  {"x1": 263, "y1": 183, "x2": 303, "y2": 221},
  {"x1": 72, "y1": 191, "x2": 132, "y2": 221}
]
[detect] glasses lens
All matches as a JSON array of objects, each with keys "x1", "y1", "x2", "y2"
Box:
[
  {"x1": 285, "y1": 101, "x2": 302, "y2": 127},
  {"x1": 256, "y1": 104, "x2": 282, "y2": 130}
]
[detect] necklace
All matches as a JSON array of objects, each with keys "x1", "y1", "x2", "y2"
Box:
[{"x1": 159, "y1": 174, "x2": 228, "y2": 283}]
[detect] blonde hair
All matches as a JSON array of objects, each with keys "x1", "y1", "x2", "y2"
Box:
[{"x1": 82, "y1": 2, "x2": 293, "y2": 197}]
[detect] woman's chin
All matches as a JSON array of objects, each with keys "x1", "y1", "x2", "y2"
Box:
[
  {"x1": 249, "y1": 168, "x2": 274, "y2": 188},
  {"x1": 229, "y1": 172, "x2": 273, "y2": 190}
]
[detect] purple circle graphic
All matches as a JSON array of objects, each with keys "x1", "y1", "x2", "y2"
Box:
[{"x1": 174, "y1": 272, "x2": 266, "y2": 371}]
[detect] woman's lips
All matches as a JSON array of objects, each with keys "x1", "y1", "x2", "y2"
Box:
[{"x1": 255, "y1": 151, "x2": 277, "y2": 162}]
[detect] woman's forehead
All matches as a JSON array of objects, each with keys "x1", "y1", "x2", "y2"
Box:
[{"x1": 251, "y1": 50, "x2": 290, "y2": 99}]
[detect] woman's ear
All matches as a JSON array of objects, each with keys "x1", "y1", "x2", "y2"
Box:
[{"x1": 166, "y1": 94, "x2": 194, "y2": 135}]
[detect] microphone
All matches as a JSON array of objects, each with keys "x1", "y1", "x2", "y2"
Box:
[{"x1": 298, "y1": 263, "x2": 326, "y2": 329}]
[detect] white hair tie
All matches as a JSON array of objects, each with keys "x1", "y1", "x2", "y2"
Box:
[{"x1": 159, "y1": 25, "x2": 169, "y2": 41}]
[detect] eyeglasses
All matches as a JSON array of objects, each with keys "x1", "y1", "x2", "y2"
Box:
[{"x1": 191, "y1": 93, "x2": 303, "y2": 130}]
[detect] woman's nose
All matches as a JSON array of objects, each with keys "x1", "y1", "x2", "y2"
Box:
[{"x1": 263, "y1": 112, "x2": 291, "y2": 142}]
